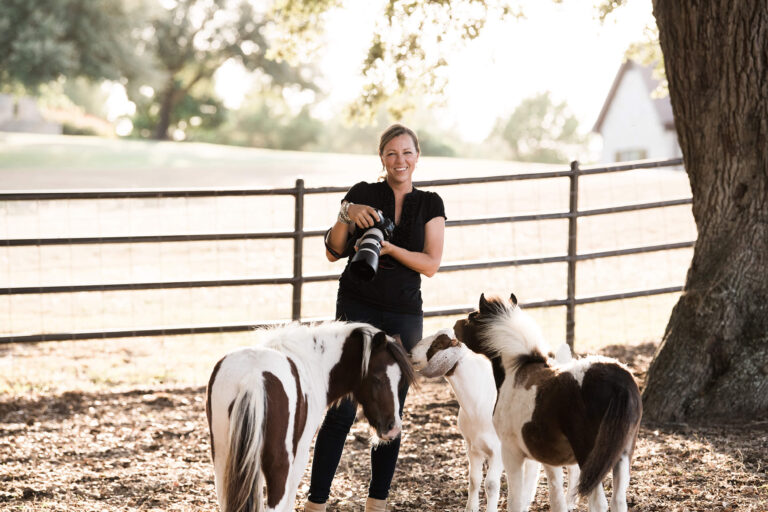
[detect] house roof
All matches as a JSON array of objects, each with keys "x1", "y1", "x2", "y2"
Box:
[{"x1": 592, "y1": 60, "x2": 675, "y2": 133}]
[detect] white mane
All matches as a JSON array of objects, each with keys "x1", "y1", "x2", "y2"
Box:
[
  {"x1": 478, "y1": 300, "x2": 551, "y2": 358},
  {"x1": 252, "y1": 320, "x2": 378, "y2": 375}
]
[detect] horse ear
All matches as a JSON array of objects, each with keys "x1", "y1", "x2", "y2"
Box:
[
  {"x1": 509, "y1": 293, "x2": 518, "y2": 306},
  {"x1": 479, "y1": 293, "x2": 490, "y2": 312},
  {"x1": 372, "y1": 331, "x2": 388, "y2": 350}
]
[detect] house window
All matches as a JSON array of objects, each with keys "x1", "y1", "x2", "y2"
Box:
[{"x1": 615, "y1": 149, "x2": 648, "y2": 162}]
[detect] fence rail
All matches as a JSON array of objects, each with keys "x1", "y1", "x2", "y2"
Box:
[{"x1": 0, "y1": 157, "x2": 690, "y2": 346}]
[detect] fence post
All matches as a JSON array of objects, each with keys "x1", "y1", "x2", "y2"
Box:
[
  {"x1": 292, "y1": 179, "x2": 305, "y2": 321},
  {"x1": 566, "y1": 161, "x2": 579, "y2": 350}
]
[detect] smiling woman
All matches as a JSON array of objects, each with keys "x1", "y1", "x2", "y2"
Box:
[{"x1": 308, "y1": 123, "x2": 447, "y2": 512}]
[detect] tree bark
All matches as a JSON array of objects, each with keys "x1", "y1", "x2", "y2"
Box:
[
  {"x1": 643, "y1": 1, "x2": 768, "y2": 422},
  {"x1": 153, "y1": 78, "x2": 179, "y2": 141}
]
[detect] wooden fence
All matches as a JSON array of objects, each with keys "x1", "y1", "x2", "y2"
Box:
[{"x1": 0, "y1": 157, "x2": 691, "y2": 347}]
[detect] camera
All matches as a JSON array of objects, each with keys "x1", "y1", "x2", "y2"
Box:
[{"x1": 349, "y1": 209, "x2": 395, "y2": 281}]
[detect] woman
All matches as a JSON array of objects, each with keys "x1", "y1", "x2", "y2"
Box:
[{"x1": 305, "y1": 124, "x2": 446, "y2": 512}]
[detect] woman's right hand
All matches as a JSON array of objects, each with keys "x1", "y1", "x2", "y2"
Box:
[{"x1": 347, "y1": 203, "x2": 381, "y2": 229}]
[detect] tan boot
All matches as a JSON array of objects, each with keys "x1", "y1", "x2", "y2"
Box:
[
  {"x1": 304, "y1": 500, "x2": 327, "y2": 512},
  {"x1": 365, "y1": 497, "x2": 387, "y2": 512}
]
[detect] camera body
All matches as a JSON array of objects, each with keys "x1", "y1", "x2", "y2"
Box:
[{"x1": 349, "y1": 209, "x2": 395, "y2": 281}]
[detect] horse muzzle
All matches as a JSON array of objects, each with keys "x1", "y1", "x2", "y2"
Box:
[{"x1": 377, "y1": 423, "x2": 401, "y2": 441}]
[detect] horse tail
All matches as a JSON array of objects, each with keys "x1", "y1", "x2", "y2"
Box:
[
  {"x1": 576, "y1": 365, "x2": 642, "y2": 496},
  {"x1": 224, "y1": 379, "x2": 266, "y2": 512}
]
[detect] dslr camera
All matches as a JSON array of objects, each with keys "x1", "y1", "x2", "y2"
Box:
[{"x1": 349, "y1": 209, "x2": 395, "y2": 281}]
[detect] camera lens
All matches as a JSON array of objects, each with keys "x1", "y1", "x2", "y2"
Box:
[{"x1": 350, "y1": 227, "x2": 384, "y2": 281}]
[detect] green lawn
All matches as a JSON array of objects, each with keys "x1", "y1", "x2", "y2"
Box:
[{"x1": 0, "y1": 132, "x2": 555, "y2": 189}]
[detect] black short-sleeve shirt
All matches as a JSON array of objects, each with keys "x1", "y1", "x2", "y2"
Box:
[{"x1": 337, "y1": 181, "x2": 446, "y2": 314}]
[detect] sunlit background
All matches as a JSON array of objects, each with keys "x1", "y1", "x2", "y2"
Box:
[{"x1": 0, "y1": 0, "x2": 692, "y2": 394}]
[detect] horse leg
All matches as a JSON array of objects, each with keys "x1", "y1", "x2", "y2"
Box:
[
  {"x1": 212, "y1": 445, "x2": 228, "y2": 512},
  {"x1": 465, "y1": 445, "x2": 484, "y2": 512},
  {"x1": 501, "y1": 447, "x2": 526, "y2": 512},
  {"x1": 520, "y1": 458, "x2": 540, "y2": 508},
  {"x1": 586, "y1": 483, "x2": 608, "y2": 512},
  {"x1": 542, "y1": 464, "x2": 568, "y2": 512},
  {"x1": 565, "y1": 464, "x2": 580, "y2": 511},
  {"x1": 483, "y1": 442, "x2": 503, "y2": 512},
  {"x1": 609, "y1": 452, "x2": 631, "y2": 512},
  {"x1": 282, "y1": 431, "x2": 315, "y2": 512},
  {"x1": 256, "y1": 473, "x2": 266, "y2": 511}
]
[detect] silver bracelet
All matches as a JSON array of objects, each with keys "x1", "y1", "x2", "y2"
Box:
[{"x1": 338, "y1": 200, "x2": 353, "y2": 224}]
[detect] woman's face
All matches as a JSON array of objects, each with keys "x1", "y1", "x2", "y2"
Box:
[{"x1": 380, "y1": 134, "x2": 419, "y2": 187}]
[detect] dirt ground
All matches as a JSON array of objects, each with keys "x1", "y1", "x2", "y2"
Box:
[{"x1": 1, "y1": 343, "x2": 766, "y2": 512}]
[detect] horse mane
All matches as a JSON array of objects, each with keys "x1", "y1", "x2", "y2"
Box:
[
  {"x1": 253, "y1": 321, "x2": 408, "y2": 379},
  {"x1": 387, "y1": 335, "x2": 417, "y2": 389},
  {"x1": 477, "y1": 296, "x2": 550, "y2": 361}
]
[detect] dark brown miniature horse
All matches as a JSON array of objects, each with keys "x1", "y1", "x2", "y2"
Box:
[
  {"x1": 454, "y1": 294, "x2": 642, "y2": 512},
  {"x1": 206, "y1": 322, "x2": 414, "y2": 512}
]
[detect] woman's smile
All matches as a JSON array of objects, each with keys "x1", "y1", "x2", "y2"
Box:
[{"x1": 381, "y1": 134, "x2": 419, "y2": 186}]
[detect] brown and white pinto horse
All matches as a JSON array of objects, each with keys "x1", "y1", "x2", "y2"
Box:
[
  {"x1": 206, "y1": 321, "x2": 415, "y2": 512},
  {"x1": 412, "y1": 329, "x2": 539, "y2": 512},
  {"x1": 453, "y1": 294, "x2": 642, "y2": 512}
]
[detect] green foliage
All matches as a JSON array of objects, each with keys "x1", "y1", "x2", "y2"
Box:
[
  {"x1": 418, "y1": 130, "x2": 456, "y2": 157},
  {"x1": 594, "y1": 0, "x2": 630, "y2": 22},
  {"x1": 594, "y1": 0, "x2": 665, "y2": 96},
  {"x1": 0, "y1": 0, "x2": 140, "y2": 90},
  {"x1": 349, "y1": 0, "x2": 523, "y2": 122},
  {"x1": 126, "y1": 0, "x2": 315, "y2": 140},
  {"x1": 267, "y1": 0, "x2": 343, "y2": 64},
  {"x1": 130, "y1": 82, "x2": 226, "y2": 140},
  {"x1": 192, "y1": 90, "x2": 322, "y2": 150},
  {"x1": 61, "y1": 123, "x2": 101, "y2": 136},
  {"x1": 492, "y1": 91, "x2": 586, "y2": 164},
  {"x1": 271, "y1": 0, "x2": 522, "y2": 123},
  {"x1": 626, "y1": 24, "x2": 666, "y2": 97}
]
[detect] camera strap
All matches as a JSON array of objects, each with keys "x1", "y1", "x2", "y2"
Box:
[{"x1": 324, "y1": 227, "x2": 356, "y2": 259}]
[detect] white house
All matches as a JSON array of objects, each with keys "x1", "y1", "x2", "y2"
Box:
[
  {"x1": 593, "y1": 60, "x2": 681, "y2": 163},
  {"x1": 0, "y1": 94, "x2": 62, "y2": 134}
]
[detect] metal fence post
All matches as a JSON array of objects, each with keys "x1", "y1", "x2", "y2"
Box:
[
  {"x1": 292, "y1": 179, "x2": 305, "y2": 321},
  {"x1": 566, "y1": 161, "x2": 579, "y2": 350}
]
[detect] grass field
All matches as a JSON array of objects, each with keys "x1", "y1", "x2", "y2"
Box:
[{"x1": 0, "y1": 134, "x2": 696, "y2": 394}]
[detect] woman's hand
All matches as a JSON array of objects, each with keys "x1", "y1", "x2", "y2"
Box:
[
  {"x1": 377, "y1": 217, "x2": 444, "y2": 277},
  {"x1": 347, "y1": 203, "x2": 382, "y2": 229}
]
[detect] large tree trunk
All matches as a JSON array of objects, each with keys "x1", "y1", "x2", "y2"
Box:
[
  {"x1": 153, "y1": 78, "x2": 179, "y2": 141},
  {"x1": 643, "y1": 1, "x2": 768, "y2": 422}
]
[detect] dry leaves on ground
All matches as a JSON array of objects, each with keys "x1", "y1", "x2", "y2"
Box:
[{"x1": 1, "y1": 343, "x2": 766, "y2": 511}]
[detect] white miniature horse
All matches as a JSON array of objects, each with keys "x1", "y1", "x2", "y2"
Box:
[
  {"x1": 412, "y1": 330, "x2": 580, "y2": 511},
  {"x1": 454, "y1": 294, "x2": 642, "y2": 512},
  {"x1": 411, "y1": 329, "x2": 534, "y2": 512},
  {"x1": 206, "y1": 322, "x2": 414, "y2": 512}
]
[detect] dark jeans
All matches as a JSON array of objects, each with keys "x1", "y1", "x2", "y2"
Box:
[{"x1": 307, "y1": 295, "x2": 423, "y2": 503}]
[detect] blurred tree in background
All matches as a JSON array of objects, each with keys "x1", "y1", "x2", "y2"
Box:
[
  {"x1": 269, "y1": 0, "x2": 522, "y2": 123},
  {"x1": 0, "y1": 0, "x2": 141, "y2": 91},
  {"x1": 129, "y1": 0, "x2": 314, "y2": 140},
  {"x1": 0, "y1": 0, "x2": 593, "y2": 161},
  {"x1": 490, "y1": 92, "x2": 586, "y2": 164},
  {"x1": 193, "y1": 89, "x2": 323, "y2": 150}
]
